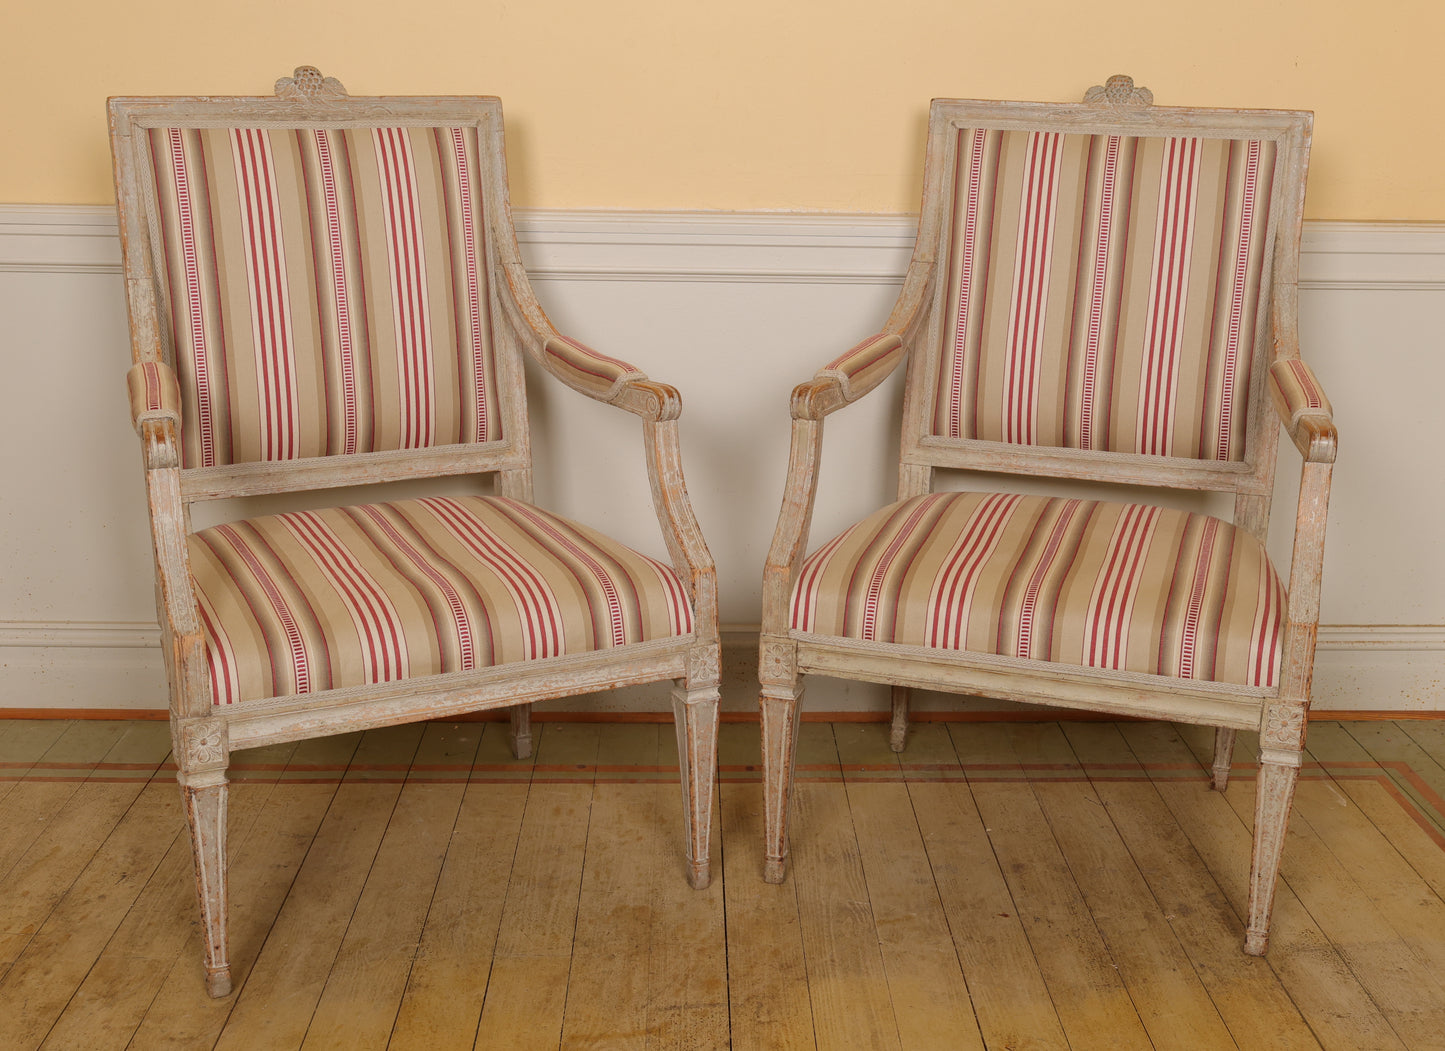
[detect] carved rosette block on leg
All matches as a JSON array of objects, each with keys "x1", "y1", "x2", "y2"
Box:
[
  {"x1": 175, "y1": 718, "x2": 232, "y2": 997},
  {"x1": 890, "y1": 685, "x2": 911, "y2": 753}
]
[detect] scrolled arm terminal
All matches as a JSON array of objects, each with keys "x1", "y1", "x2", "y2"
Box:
[
  {"x1": 1268, "y1": 358, "x2": 1336, "y2": 463},
  {"x1": 791, "y1": 333, "x2": 906, "y2": 420}
]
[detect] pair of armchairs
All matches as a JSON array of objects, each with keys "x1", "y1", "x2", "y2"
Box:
[{"x1": 110, "y1": 68, "x2": 1332, "y2": 997}]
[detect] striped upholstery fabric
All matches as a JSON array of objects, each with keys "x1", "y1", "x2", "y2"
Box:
[
  {"x1": 145, "y1": 125, "x2": 501, "y2": 469},
  {"x1": 818, "y1": 334, "x2": 906, "y2": 401},
  {"x1": 791, "y1": 492, "x2": 1285, "y2": 687},
  {"x1": 127, "y1": 360, "x2": 182, "y2": 431},
  {"x1": 542, "y1": 336, "x2": 647, "y2": 400},
  {"x1": 189, "y1": 496, "x2": 693, "y2": 706},
  {"x1": 1269, "y1": 358, "x2": 1332, "y2": 428},
  {"x1": 934, "y1": 130, "x2": 1276, "y2": 461}
]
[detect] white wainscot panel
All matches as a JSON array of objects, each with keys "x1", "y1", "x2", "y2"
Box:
[{"x1": 1, "y1": 208, "x2": 1441, "y2": 713}]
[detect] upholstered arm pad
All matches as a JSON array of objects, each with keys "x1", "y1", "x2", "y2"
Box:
[
  {"x1": 1269, "y1": 359, "x2": 1336, "y2": 462},
  {"x1": 127, "y1": 360, "x2": 182, "y2": 432},
  {"x1": 539, "y1": 336, "x2": 678, "y2": 420},
  {"x1": 792, "y1": 334, "x2": 906, "y2": 420}
]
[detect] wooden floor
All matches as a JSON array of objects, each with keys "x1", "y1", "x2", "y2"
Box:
[{"x1": 3, "y1": 717, "x2": 1445, "y2": 1050}]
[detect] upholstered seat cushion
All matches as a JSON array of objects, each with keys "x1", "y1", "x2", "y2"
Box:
[
  {"x1": 791, "y1": 491, "x2": 1285, "y2": 687},
  {"x1": 190, "y1": 495, "x2": 693, "y2": 705}
]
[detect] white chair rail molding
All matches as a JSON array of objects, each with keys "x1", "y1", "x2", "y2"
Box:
[{"x1": 1, "y1": 205, "x2": 1443, "y2": 715}]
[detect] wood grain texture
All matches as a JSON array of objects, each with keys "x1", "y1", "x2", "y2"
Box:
[{"x1": 6, "y1": 719, "x2": 1445, "y2": 1049}]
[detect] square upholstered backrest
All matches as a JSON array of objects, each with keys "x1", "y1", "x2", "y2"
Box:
[
  {"x1": 904, "y1": 91, "x2": 1311, "y2": 493},
  {"x1": 111, "y1": 84, "x2": 526, "y2": 479}
]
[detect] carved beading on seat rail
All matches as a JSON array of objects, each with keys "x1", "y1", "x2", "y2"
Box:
[
  {"x1": 275, "y1": 65, "x2": 348, "y2": 101},
  {"x1": 1083, "y1": 74, "x2": 1154, "y2": 108}
]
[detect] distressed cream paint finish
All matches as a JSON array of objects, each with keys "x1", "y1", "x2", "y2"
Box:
[{"x1": 1, "y1": 0, "x2": 1442, "y2": 218}]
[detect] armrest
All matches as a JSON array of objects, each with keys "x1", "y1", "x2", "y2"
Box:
[
  {"x1": 791, "y1": 334, "x2": 906, "y2": 420},
  {"x1": 1269, "y1": 358, "x2": 1336, "y2": 463},
  {"x1": 541, "y1": 336, "x2": 681, "y2": 421},
  {"x1": 127, "y1": 360, "x2": 181, "y2": 434}
]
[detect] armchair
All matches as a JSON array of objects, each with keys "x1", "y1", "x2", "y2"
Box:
[
  {"x1": 759, "y1": 76, "x2": 1332, "y2": 955},
  {"x1": 109, "y1": 67, "x2": 720, "y2": 997}
]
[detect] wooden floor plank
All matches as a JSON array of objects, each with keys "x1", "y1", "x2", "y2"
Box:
[
  {"x1": 0, "y1": 780, "x2": 180, "y2": 1050},
  {"x1": 970, "y1": 779, "x2": 1153, "y2": 1051},
  {"x1": 126, "y1": 736, "x2": 354, "y2": 1050},
  {"x1": 1343, "y1": 722, "x2": 1445, "y2": 838},
  {"x1": 10, "y1": 717, "x2": 1445, "y2": 1051},
  {"x1": 1061, "y1": 720, "x2": 1320, "y2": 1049},
  {"x1": 562, "y1": 781, "x2": 657, "y2": 1050},
  {"x1": 1120, "y1": 722, "x2": 1408, "y2": 1051},
  {"x1": 212, "y1": 727, "x2": 421, "y2": 1051},
  {"x1": 847, "y1": 781, "x2": 984, "y2": 1051},
  {"x1": 301, "y1": 782, "x2": 468, "y2": 1050},
  {"x1": 1220, "y1": 776, "x2": 1445, "y2": 1048},
  {"x1": 909, "y1": 780, "x2": 1069, "y2": 1051},
  {"x1": 1033, "y1": 778, "x2": 1238, "y2": 1050},
  {"x1": 791, "y1": 781, "x2": 902, "y2": 1051},
  {"x1": 0, "y1": 722, "x2": 171, "y2": 977},
  {"x1": 35, "y1": 771, "x2": 281, "y2": 1051},
  {"x1": 719, "y1": 782, "x2": 815, "y2": 1051}
]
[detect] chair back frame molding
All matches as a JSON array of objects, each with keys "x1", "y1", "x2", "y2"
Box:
[
  {"x1": 109, "y1": 67, "x2": 720, "y2": 998},
  {"x1": 759, "y1": 76, "x2": 1333, "y2": 959}
]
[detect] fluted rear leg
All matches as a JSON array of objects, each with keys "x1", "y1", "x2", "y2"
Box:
[
  {"x1": 760, "y1": 684, "x2": 803, "y2": 883},
  {"x1": 889, "y1": 685, "x2": 911, "y2": 753},
  {"x1": 1212, "y1": 727, "x2": 1237, "y2": 791},
  {"x1": 1245, "y1": 750, "x2": 1301, "y2": 955},
  {"x1": 509, "y1": 702, "x2": 533, "y2": 760},
  {"x1": 182, "y1": 775, "x2": 231, "y2": 997},
  {"x1": 673, "y1": 682, "x2": 720, "y2": 889}
]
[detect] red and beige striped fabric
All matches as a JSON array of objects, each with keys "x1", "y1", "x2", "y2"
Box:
[
  {"x1": 126, "y1": 360, "x2": 182, "y2": 431},
  {"x1": 542, "y1": 336, "x2": 647, "y2": 400},
  {"x1": 791, "y1": 491, "x2": 1285, "y2": 687},
  {"x1": 189, "y1": 495, "x2": 693, "y2": 706},
  {"x1": 1268, "y1": 358, "x2": 1332, "y2": 429},
  {"x1": 145, "y1": 125, "x2": 502, "y2": 468},
  {"x1": 818, "y1": 334, "x2": 906, "y2": 401},
  {"x1": 934, "y1": 129, "x2": 1276, "y2": 461}
]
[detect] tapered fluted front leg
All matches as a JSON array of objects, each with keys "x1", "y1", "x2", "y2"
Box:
[
  {"x1": 1212, "y1": 728, "x2": 1237, "y2": 792},
  {"x1": 760, "y1": 685, "x2": 803, "y2": 883},
  {"x1": 890, "y1": 686, "x2": 911, "y2": 753},
  {"x1": 182, "y1": 775, "x2": 231, "y2": 996},
  {"x1": 1245, "y1": 749, "x2": 1302, "y2": 955},
  {"x1": 509, "y1": 703, "x2": 533, "y2": 760},
  {"x1": 673, "y1": 683, "x2": 720, "y2": 889}
]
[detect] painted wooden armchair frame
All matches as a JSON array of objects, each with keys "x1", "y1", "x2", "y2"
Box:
[
  {"x1": 110, "y1": 68, "x2": 719, "y2": 997},
  {"x1": 759, "y1": 77, "x2": 1332, "y2": 955}
]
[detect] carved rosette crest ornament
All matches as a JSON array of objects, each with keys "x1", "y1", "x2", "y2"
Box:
[
  {"x1": 1083, "y1": 74, "x2": 1154, "y2": 108},
  {"x1": 275, "y1": 65, "x2": 349, "y2": 101}
]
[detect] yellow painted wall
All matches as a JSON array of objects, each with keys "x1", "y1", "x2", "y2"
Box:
[{"x1": 3, "y1": 0, "x2": 1441, "y2": 218}]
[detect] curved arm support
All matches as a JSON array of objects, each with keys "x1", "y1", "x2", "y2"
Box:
[
  {"x1": 761, "y1": 416, "x2": 826, "y2": 636},
  {"x1": 643, "y1": 417, "x2": 718, "y2": 643},
  {"x1": 497, "y1": 259, "x2": 678, "y2": 421},
  {"x1": 1277, "y1": 456, "x2": 1333, "y2": 703}
]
